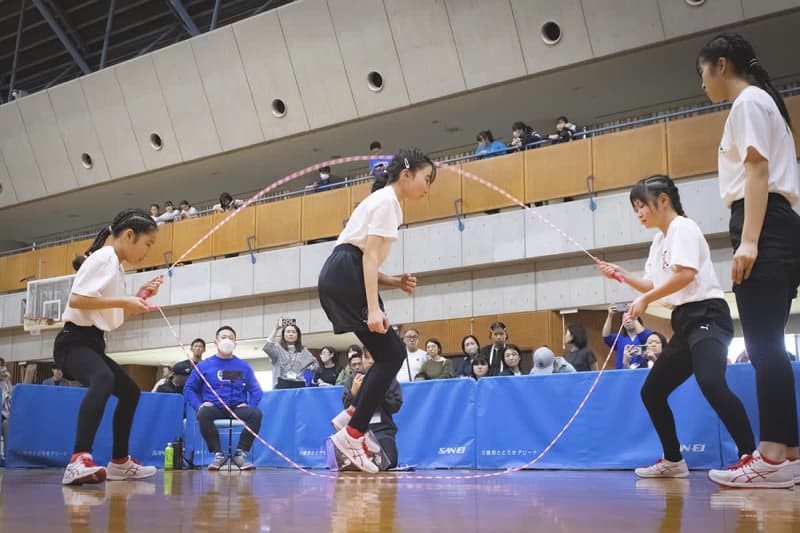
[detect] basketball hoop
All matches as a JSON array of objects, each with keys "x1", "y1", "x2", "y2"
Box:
[{"x1": 23, "y1": 315, "x2": 59, "y2": 335}]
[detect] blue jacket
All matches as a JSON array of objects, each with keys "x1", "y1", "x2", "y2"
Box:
[
  {"x1": 475, "y1": 141, "x2": 507, "y2": 159},
  {"x1": 183, "y1": 355, "x2": 263, "y2": 410}
]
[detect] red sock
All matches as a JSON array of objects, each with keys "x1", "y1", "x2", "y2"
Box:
[
  {"x1": 759, "y1": 453, "x2": 784, "y2": 466},
  {"x1": 346, "y1": 426, "x2": 364, "y2": 439},
  {"x1": 71, "y1": 452, "x2": 89, "y2": 462},
  {"x1": 111, "y1": 456, "x2": 130, "y2": 465}
]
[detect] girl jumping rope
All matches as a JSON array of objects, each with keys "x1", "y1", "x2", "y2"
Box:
[
  {"x1": 319, "y1": 148, "x2": 435, "y2": 473},
  {"x1": 57, "y1": 208, "x2": 163, "y2": 485}
]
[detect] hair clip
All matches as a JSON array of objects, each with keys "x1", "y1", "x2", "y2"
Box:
[
  {"x1": 108, "y1": 225, "x2": 113, "y2": 233},
  {"x1": 404, "y1": 158, "x2": 410, "y2": 169},
  {"x1": 747, "y1": 58, "x2": 759, "y2": 68}
]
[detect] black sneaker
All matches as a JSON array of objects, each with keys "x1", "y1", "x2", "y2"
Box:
[
  {"x1": 231, "y1": 450, "x2": 255, "y2": 471},
  {"x1": 207, "y1": 452, "x2": 227, "y2": 471}
]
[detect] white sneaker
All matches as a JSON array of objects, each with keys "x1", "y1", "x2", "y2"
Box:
[
  {"x1": 786, "y1": 457, "x2": 800, "y2": 485},
  {"x1": 330, "y1": 428, "x2": 379, "y2": 474},
  {"x1": 106, "y1": 457, "x2": 157, "y2": 481},
  {"x1": 331, "y1": 407, "x2": 354, "y2": 431},
  {"x1": 62, "y1": 453, "x2": 107, "y2": 485},
  {"x1": 708, "y1": 451, "x2": 794, "y2": 489},
  {"x1": 634, "y1": 458, "x2": 689, "y2": 478}
]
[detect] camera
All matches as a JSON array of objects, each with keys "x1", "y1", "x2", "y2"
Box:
[{"x1": 281, "y1": 318, "x2": 297, "y2": 327}]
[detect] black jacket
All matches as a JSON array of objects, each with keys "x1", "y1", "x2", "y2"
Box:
[
  {"x1": 479, "y1": 345, "x2": 506, "y2": 376},
  {"x1": 343, "y1": 372, "x2": 403, "y2": 437}
]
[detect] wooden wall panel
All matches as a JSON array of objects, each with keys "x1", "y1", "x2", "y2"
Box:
[
  {"x1": 462, "y1": 153, "x2": 524, "y2": 214},
  {"x1": 171, "y1": 216, "x2": 213, "y2": 263},
  {"x1": 301, "y1": 188, "x2": 350, "y2": 241},
  {"x1": 525, "y1": 139, "x2": 593, "y2": 203},
  {"x1": 405, "y1": 163, "x2": 462, "y2": 224},
  {"x1": 666, "y1": 110, "x2": 728, "y2": 179},
  {"x1": 255, "y1": 198, "x2": 302, "y2": 249},
  {"x1": 592, "y1": 123, "x2": 667, "y2": 191},
  {"x1": 212, "y1": 208, "x2": 256, "y2": 256}
]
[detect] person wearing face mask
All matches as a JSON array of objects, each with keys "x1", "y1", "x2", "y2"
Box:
[
  {"x1": 263, "y1": 319, "x2": 317, "y2": 389},
  {"x1": 305, "y1": 166, "x2": 341, "y2": 192},
  {"x1": 183, "y1": 326, "x2": 263, "y2": 471},
  {"x1": 314, "y1": 346, "x2": 340, "y2": 387},
  {"x1": 455, "y1": 335, "x2": 481, "y2": 377}
]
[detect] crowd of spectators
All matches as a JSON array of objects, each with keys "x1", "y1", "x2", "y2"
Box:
[{"x1": 475, "y1": 116, "x2": 580, "y2": 160}]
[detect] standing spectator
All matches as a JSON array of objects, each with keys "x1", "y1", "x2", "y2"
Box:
[
  {"x1": 548, "y1": 116, "x2": 577, "y2": 144},
  {"x1": 336, "y1": 345, "x2": 363, "y2": 385},
  {"x1": 396, "y1": 328, "x2": 429, "y2": 383},
  {"x1": 479, "y1": 322, "x2": 508, "y2": 376},
  {"x1": 563, "y1": 324, "x2": 598, "y2": 372},
  {"x1": 155, "y1": 201, "x2": 179, "y2": 224},
  {"x1": 500, "y1": 344, "x2": 525, "y2": 376},
  {"x1": 531, "y1": 346, "x2": 576, "y2": 375},
  {"x1": 475, "y1": 130, "x2": 507, "y2": 159},
  {"x1": 177, "y1": 200, "x2": 198, "y2": 220},
  {"x1": 510, "y1": 122, "x2": 543, "y2": 151},
  {"x1": 212, "y1": 193, "x2": 245, "y2": 213},
  {"x1": 602, "y1": 305, "x2": 652, "y2": 369},
  {"x1": 184, "y1": 326, "x2": 263, "y2": 471},
  {"x1": 454, "y1": 335, "x2": 481, "y2": 377},
  {"x1": 368, "y1": 141, "x2": 393, "y2": 174},
  {"x1": 171, "y1": 338, "x2": 206, "y2": 393},
  {"x1": 419, "y1": 339, "x2": 453, "y2": 379},
  {"x1": 470, "y1": 356, "x2": 490, "y2": 380},
  {"x1": 263, "y1": 320, "x2": 317, "y2": 389},
  {"x1": 314, "y1": 346, "x2": 340, "y2": 387},
  {"x1": 149, "y1": 204, "x2": 160, "y2": 221},
  {"x1": 43, "y1": 364, "x2": 74, "y2": 386}
]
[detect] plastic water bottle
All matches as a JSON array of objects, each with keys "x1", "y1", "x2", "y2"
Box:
[{"x1": 164, "y1": 442, "x2": 174, "y2": 470}]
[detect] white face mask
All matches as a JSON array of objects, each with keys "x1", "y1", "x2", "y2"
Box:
[
  {"x1": 217, "y1": 338, "x2": 235, "y2": 355},
  {"x1": 321, "y1": 351, "x2": 333, "y2": 363}
]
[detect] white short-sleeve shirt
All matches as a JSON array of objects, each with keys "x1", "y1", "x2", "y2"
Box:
[
  {"x1": 644, "y1": 216, "x2": 724, "y2": 308},
  {"x1": 62, "y1": 246, "x2": 126, "y2": 331},
  {"x1": 718, "y1": 86, "x2": 799, "y2": 208},
  {"x1": 336, "y1": 185, "x2": 402, "y2": 267}
]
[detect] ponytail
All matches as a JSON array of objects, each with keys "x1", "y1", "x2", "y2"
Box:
[
  {"x1": 629, "y1": 175, "x2": 686, "y2": 217},
  {"x1": 72, "y1": 208, "x2": 157, "y2": 271},
  {"x1": 371, "y1": 147, "x2": 436, "y2": 193},
  {"x1": 698, "y1": 33, "x2": 791, "y2": 128}
]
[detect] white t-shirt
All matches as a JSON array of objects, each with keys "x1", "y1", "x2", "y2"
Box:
[
  {"x1": 62, "y1": 246, "x2": 126, "y2": 331},
  {"x1": 396, "y1": 349, "x2": 429, "y2": 383},
  {"x1": 644, "y1": 216, "x2": 724, "y2": 308},
  {"x1": 337, "y1": 185, "x2": 402, "y2": 267},
  {"x1": 718, "y1": 86, "x2": 799, "y2": 208}
]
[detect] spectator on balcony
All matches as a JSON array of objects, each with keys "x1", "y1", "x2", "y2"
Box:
[
  {"x1": 368, "y1": 141, "x2": 393, "y2": 174},
  {"x1": 510, "y1": 122, "x2": 543, "y2": 151},
  {"x1": 177, "y1": 200, "x2": 198, "y2": 221},
  {"x1": 396, "y1": 328, "x2": 429, "y2": 383},
  {"x1": 602, "y1": 305, "x2": 652, "y2": 369},
  {"x1": 470, "y1": 356, "x2": 490, "y2": 380},
  {"x1": 548, "y1": 116, "x2": 577, "y2": 144},
  {"x1": 419, "y1": 339, "x2": 453, "y2": 379},
  {"x1": 475, "y1": 130, "x2": 507, "y2": 159},
  {"x1": 155, "y1": 201, "x2": 179, "y2": 224},
  {"x1": 531, "y1": 346, "x2": 576, "y2": 375},
  {"x1": 479, "y1": 322, "x2": 508, "y2": 376},
  {"x1": 306, "y1": 166, "x2": 341, "y2": 192},
  {"x1": 149, "y1": 204, "x2": 160, "y2": 221},
  {"x1": 314, "y1": 346, "x2": 340, "y2": 387},
  {"x1": 500, "y1": 344, "x2": 525, "y2": 376},
  {"x1": 263, "y1": 319, "x2": 317, "y2": 390},
  {"x1": 336, "y1": 345, "x2": 363, "y2": 385},
  {"x1": 563, "y1": 324, "x2": 598, "y2": 372},
  {"x1": 454, "y1": 335, "x2": 481, "y2": 377},
  {"x1": 212, "y1": 192, "x2": 245, "y2": 213}
]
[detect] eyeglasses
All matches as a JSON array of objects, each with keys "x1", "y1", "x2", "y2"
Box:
[{"x1": 404, "y1": 335, "x2": 418, "y2": 340}]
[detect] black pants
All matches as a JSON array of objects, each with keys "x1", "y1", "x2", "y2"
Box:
[
  {"x1": 377, "y1": 434, "x2": 398, "y2": 470},
  {"x1": 730, "y1": 194, "x2": 800, "y2": 447},
  {"x1": 640, "y1": 300, "x2": 755, "y2": 462},
  {"x1": 349, "y1": 329, "x2": 406, "y2": 433},
  {"x1": 54, "y1": 323, "x2": 141, "y2": 459},
  {"x1": 274, "y1": 378, "x2": 305, "y2": 390},
  {"x1": 196, "y1": 405, "x2": 262, "y2": 453}
]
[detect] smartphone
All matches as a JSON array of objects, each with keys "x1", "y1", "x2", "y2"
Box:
[
  {"x1": 613, "y1": 303, "x2": 629, "y2": 313},
  {"x1": 281, "y1": 318, "x2": 297, "y2": 327},
  {"x1": 628, "y1": 344, "x2": 647, "y2": 356}
]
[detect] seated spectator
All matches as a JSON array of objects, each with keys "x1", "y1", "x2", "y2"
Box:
[
  {"x1": 184, "y1": 326, "x2": 262, "y2": 471},
  {"x1": 530, "y1": 346, "x2": 576, "y2": 375},
  {"x1": 510, "y1": 121, "x2": 543, "y2": 151},
  {"x1": 548, "y1": 116, "x2": 577, "y2": 144},
  {"x1": 336, "y1": 345, "x2": 363, "y2": 385},
  {"x1": 306, "y1": 166, "x2": 340, "y2": 192},
  {"x1": 475, "y1": 130, "x2": 507, "y2": 159},
  {"x1": 342, "y1": 347, "x2": 402, "y2": 470},
  {"x1": 212, "y1": 192, "x2": 245, "y2": 213},
  {"x1": 368, "y1": 141, "x2": 393, "y2": 174},
  {"x1": 563, "y1": 324, "x2": 598, "y2": 372},
  {"x1": 470, "y1": 356, "x2": 490, "y2": 380},
  {"x1": 479, "y1": 322, "x2": 508, "y2": 376},
  {"x1": 419, "y1": 339, "x2": 453, "y2": 379},
  {"x1": 396, "y1": 328, "x2": 429, "y2": 383},
  {"x1": 151, "y1": 365, "x2": 172, "y2": 392},
  {"x1": 171, "y1": 338, "x2": 206, "y2": 393},
  {"x1": 42, "y1": 364, "x2": 74, "y2": 386},
  {"x1": 263, "y1": 320, "x2": 317, "y2": 389},
  {"x1": 149, "y1": 203, "x2": 160, "y2": 221},
  {"x1": 314, "y1": 346, "x2": 339, "y2": 387},
  {"x1": 500, "y1": 344, "x2": 525, "y2": 376},
  {"x1": 624, "y1": 331, "x2": 667, "y2": 369},
  {"x1": 414, "y1": 372, "x2": 430, "y2": 381},
  {"x1": 177, "y1": 200, "x2": 198, "y2": 220},
  {"x1": 454, "y1": 335, "x2": 481, "y2": 377},
  {"x1": 155, "y1": 201, "x2": 179, "y2": 223},
  {"x1": 155, "y1": 368, "x2": 182, "y2": 394},
  {"x1": 602, "y1": 305, "x2": 652, "y2": 369}
]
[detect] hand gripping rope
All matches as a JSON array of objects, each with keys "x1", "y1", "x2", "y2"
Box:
[{"x1": 148, "y1": 155, "x2": 628, "y2": 481}]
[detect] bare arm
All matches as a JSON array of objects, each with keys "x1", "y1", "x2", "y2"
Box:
[
  {"x1": 601, "y1": 307, "x2": 614, "y2": 338},
  {"x1": 734, "y1": 152, "x2": 769, "y2": 284},
  {"x1": 628, "y1": 266, "x2": 696, "y2": 320},
  {"x1": 598, "y1": 262, "x2": 654, "y2": 294},
  {"x1": 363, "y1": 235, "x2": 393, "y2": 333},
  {"x1": 69, "y1": 294, "x2": 149, "y2": 318}
]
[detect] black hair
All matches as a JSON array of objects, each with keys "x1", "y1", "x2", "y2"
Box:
[
  {"x1": 280, "y1": 324, "x2": 304, "y2": 351},
  {"x1": 476, "y1": 130, "x2": 494, "y2": 143},
  {"x1": 320, "y1": 166, "x2": 331, "y2": 174},
  {"x1": 0, "y1": 357, "x2": 5, "y2": 365},
  {"x1": 470, "y1": 356, "x2": 490, "y2": 379},
  {"x1": 646, "y1": 331, "x2": 668, "y2": 349},
  {"x1": 347, "y1": 344, "x2": 363, "y2": 358},
  {"x1": 511, "y1": 121, "x2": 529, "y2": 132},
  {"x1": 150, "y1": 203, "x2": 159, "y2": 211},
  {"x1": 461, "y1": 334, "x2": 480, "y2": 355},
  {"x1": 219, "y1": 192, "x2": 233, "y2": 205},
  {"x1": 164, "y1": 201, "x2": 173, "y2": 209},
  {"x1": 52, "y1": 363, "x2": 61, "y2": 370},
  {"x1": 566, "y1": 324, "x2": 588, "y2": 349},
  {"x1": 629, "y1": 175, "x2": 686, "y2": 217},
  {"x1": 503, "y1": 343, "x2": 522, "y2": 365},
  {"x1": 556, "y1": 116, "x2": 569, "y2": 123},
  {"x1": 370, "y1": 141, "x2": 382, "y2": 151},
  {"x1": 320, "y1": 345, "x2": 336, "y2": 355},
  {"x1": 215, "y1": 325, "x2": 237, "y2": 338},
  {"x1": 73, "y1": 208, "x2": 158, "y2": 271},
  {"x1": 489, "y1": 321, "x2": 507, "y2": 332},
  {"x1": 179, "y1": 200, "x2": 190, "y2": 207},
  {"x1": 371, "y1": 147, "x2": 436, "y2": 193},
  {"x1": 191, "y1": 338, "x2": 206, "y2": 349},
  {"x1": 425, "y1": 338, "x2": 442, "y2": 356},
  {"x1": 697, "y1": 33, "x2": 790, "y2": 128},
  {"x1": 414, "y1": 372, "x2": 430, "y2": 380}
]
